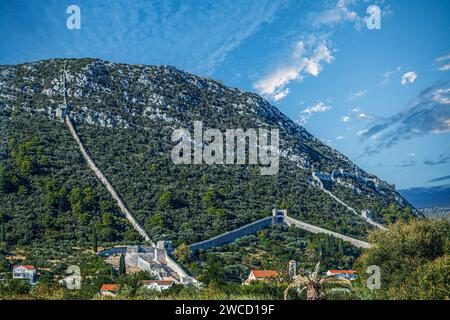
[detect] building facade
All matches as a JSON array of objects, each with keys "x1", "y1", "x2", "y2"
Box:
[{"x1": 13, "y1": 265, "x2": 36, "y2": 283}]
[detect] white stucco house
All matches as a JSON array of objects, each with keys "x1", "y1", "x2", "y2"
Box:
[
  {"x1": 13, "y1": 265, "x2": 36, "y2": 283},
  {"x1": 141, "y1": 279, "x2": 175, "y2": 292}
]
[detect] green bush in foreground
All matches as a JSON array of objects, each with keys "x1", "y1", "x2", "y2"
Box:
[{"x1": 355, "y1": 218, "x2": 449, "y2": 300}]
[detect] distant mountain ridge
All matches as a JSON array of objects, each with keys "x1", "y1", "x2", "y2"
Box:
[
  {"x1": 0, "y1": 58, "x2": 418, "y2": 246},
  {"x1": 399, "y1": 184, "x2": 450, "y2": 208},
  {"x1": 419, "y1": 206, "x2": 450, "y2": 219}
]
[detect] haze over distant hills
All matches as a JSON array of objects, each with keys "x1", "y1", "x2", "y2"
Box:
[{"x1": 399, "y1": 184, "x2": 450, "y2": 209}]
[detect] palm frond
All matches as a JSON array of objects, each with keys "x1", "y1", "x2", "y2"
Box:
[
  {"x1": 311, "y1": 262, "x2": 321, "y2": 280},
  {"x1": 319, "y1": 277, "x2": 352, "y2": 289}
]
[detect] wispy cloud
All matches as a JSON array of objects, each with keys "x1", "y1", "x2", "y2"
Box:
[
  {"x1": 435, "y1": 53, "x2": 450, "y2": 72},
  {"x1": 33, "y1": 0, "x2": 285, "y2": 76},
  {"x1": 379, "y1": 66, "x2": 401, "y2": 87},
  {"x1": 357, "y1": 113, "x2": 374, "y2": 121},
  {"x1": 360, "y1": 80, "x2": 450, "y2": 153},
  {"x1": 397, "y1": 160, "x2": 416, "y2": 168},
  {"x1": 341, "y1": 109, "x2": 374, "y2": 123},
  {"x1": 254, "y1": 38, "x2": 334, "y2": 101},
  {"x1": 198, "y1": 1, "x2": 286, "y2": 75},
  {"x1": 253, "y1": 0, "x2": 366, "y2": 101},
  {"x1": 309, "y1": 0, "x2": 363, "y2": 29},
  {"x1": 424, "y1": 154, "x2": 450, "y2": 166},
  {"x1": 298, "y1": 101, "x2": 332, "y2": 125},
  {"x1": 438, "y1": 64, "x2": 450, "y2": 72},
  {"x1": 272, "y1": 88, "x2": 290, "y2": 102},
  {"x1": 341, "y1": 115, "x2": 351, "y2": 122},
  {"x1": 348, "y1": 89, "x2": 367, "y2": 101},
  {"x1": 428, "y1": 175, "x2": 450, "y2": 183},
  {"x1": 401, "y1": 71, "x2": 418, "y2": 86}
]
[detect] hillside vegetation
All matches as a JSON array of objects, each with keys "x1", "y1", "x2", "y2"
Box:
[{"x1": 0, "y1": 58, "x2": 417, "y2": 247}]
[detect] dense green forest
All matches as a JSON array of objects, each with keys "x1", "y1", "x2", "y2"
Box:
[{"x1": 1, "y1": 110, "x2": 414, "y2": 247}]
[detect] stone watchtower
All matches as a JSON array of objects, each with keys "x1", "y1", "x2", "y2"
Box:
[
  {"x1": 272, "y1": 208, "x2": 287, "y2": 225},
  {"x1": 155, "y1": 241, "x2": 167, "y2": 264}
]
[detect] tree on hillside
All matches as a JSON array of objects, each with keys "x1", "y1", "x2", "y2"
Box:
[
  {"x1": 355, "y1": 218, "x2": 449, "y2": 300},
  {"x1": 92, "y1": 224, "x2": 98, "y2": 253},
  {"x1": 284, "y1": 262, "x2": 352, "y2": 300},
  {"x1": 200, "y1": 255, "x2": 226, "y2": 288},
  {"x1": 202, "y1": 187, "x2": 216, "y2": 207},
  {"x1": 0, "y1": 219, "x2": 5, "y2": 243},
  {"x1": 173, "y1": 243, "x2": 192, "y2": 264},
  {"x1": 119, "y1": 254, "x2": 126, "y2": 276},
  {"x1": 158, "y1": 190, "x2": 173, "y2": 209}
]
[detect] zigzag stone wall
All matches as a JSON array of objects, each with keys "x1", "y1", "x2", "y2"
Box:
[
  {"x1": 283, "y1": 216, "x2": 371, "y2": 249},
  {"x1": 311, "y1": 172, "x2": 385, "y2": 230},
  {"x1": 189, "y1": 211, "x2": 372, "y2": 251},
  {"x1": 189, "y1": 216, "x2": 275, "y2": 252}
]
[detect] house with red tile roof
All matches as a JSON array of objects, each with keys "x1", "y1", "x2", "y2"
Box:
[
  {"x1": 326, "y1": 270, "x2": 358, "y2": 280},
  {"x1": 100, "y1": 284, "x2": 120, "y2": 296},
  {"x1": 242, "y1": 270, "x2": 281, "y2": 285},
  {"x1": 13, "y1": 265, "x2": 36, "y2": 283}
]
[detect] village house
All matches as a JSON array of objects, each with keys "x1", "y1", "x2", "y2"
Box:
[
  {"x1": 13, "y1": 265, "x2": 36, "y2": 283},
  {"x1": 59, "y1": 275, "x2": 82, "y2": 289},
  {"x1": 100, "y1": 284, "x2": 120, "y2": 297},
  {"x1": 141, "y1": 279, "x2": 175, "y2": 292},
  {"x1": 242, "y1": 270, "x2": 280, "y2": 285},
  {"x1": 326, "y1": 270, "x2": 358, "y2": 280}
]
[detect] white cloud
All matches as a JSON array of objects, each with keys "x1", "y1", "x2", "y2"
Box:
[
  {"x1": 379, "y1": 66, "x2": 401, "y2": 87},
  {"x1": 336, "y1": 135, "x2": 344, "y2": 140},
  {"x1": 253, "y1": 0, "x2": 377, "y2": 101},
  {"x1": 343, "y1": 109, "x2": 375, "y2": 122},
  {"x1": 310, "y1": 0, "x2": 362, "y2": 29},
  {"x1": 438, "y1": 64, "x2": 450, "y2": 72},
  {"x1": 357, "y1": 113, "x2": 374, "y2": 121},
  {"x1": 401, "y1": 71, "x2": 418, "y2": 86},
  {"x1": 254, "y1": 38, "x2": 334, "y2": 101},
  {"x1": 432, "y1": 87, "x2": 450, "y2": 105},
  {"x1": 61, "y1": 0, "x2": 286, "y2": 76},
  {"x1": 435, "y1": 54, "x2": 450, "y2": 72},
  {"x1": 298, "y1": 101, "x2": 332, "y2": 125},
  {"x1": 436, "y1": 53, "x2": 450, "y2": 62},
  {"x1": 360, "y1": 80, "x2": 450, "y2": 153},
  {"x1": 272, "y1": 88, "x2": 290, "y2": 102},
  {"x1": 303, "y1": 101, "x2": 332, "y2": 114},
  {"x1": 341, "y1": 115, "x2": 351, "y2": 122},
  {"x1": 348, "y1": 89, "x2": 367, "y2": 101},
  {"x1": 407, "y1": 153, "x2": 416, "y2": 157}
]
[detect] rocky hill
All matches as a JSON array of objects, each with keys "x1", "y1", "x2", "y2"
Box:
[{"x1": 0, "y1": 58, "x2": 418, "y2": 246}]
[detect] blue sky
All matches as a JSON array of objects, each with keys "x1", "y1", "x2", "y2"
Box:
[{"x1": 1, "y1": 0, "x2": 449, "y2": 190}]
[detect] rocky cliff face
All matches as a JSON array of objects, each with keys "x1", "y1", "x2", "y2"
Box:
[{"x1": 0, "y1": 58, "x2": 417, "y2": 244}]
